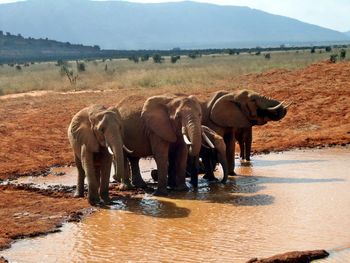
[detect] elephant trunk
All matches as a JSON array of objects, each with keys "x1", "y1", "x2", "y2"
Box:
[
  {"x1": 253, "y1": 94, "x2": 288, "y2": 120},
  {"x1": 183, "y1": 116, "x2": 202, "y2": 157},
  {"x1": 105, "y1": 128, "x2": 125, "y2": 184},
  {"x1": 218, "y1": 153, "x2": 228, "y2": 184}
]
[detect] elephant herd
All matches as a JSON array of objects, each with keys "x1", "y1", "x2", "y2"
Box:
[{"x1": 68, "y1": 89, "x2": 290, "y2": 205}]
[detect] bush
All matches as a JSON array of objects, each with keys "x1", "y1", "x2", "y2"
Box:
[
  {"x1": 76, "y1": 61, "x2": 86, "y2": 72},
  {"x1": 141, "y1": 54, "x2": 149, "y2": 62},
  {"x1": 325, "y1": 46, "x2": 332, "y2": 52},
  {"x1": 129, "y1": 55, "x2": 139, "y2": 63},
  {"x1": 188, "y1": 52, "x2": 201, "y2": 59},
  {"x1": 264, "y1": 53, "x2": 271, "y2": 60},
  {"x1": 15, "y1": 65, "x2": 22, "y2": 70},
  {"x1": 152, "y1": 54, "x2": 164, "y2": 63},
  {"x1": 171, "y1": 55, "x2": 180, "y2": 63},
  {"x1": 339, "y1": 49, "x2": 346, "y2": 60},
  {"x1": 255, "y1": 51, "x2": 261, "y2": 55},
  {"x1": 329, "y1": 54, "x2": 338, "y2": 63},
  {"x1": 311, "y1": 47, "x2": 316, "y2": 53}
]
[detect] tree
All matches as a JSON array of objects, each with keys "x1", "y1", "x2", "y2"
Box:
[
  {"x1": 339, "y1": 49, "x2": 346, "y2": 60},
  {"x1": 329, "y1": 54, "x2": 338, "y2": 63},
  {"x1": 311, "y1": 47, "x2": 316, "y2": 53},
  {"x1": 76, "y1": 61, "x2": 86, "y2": 72},
  {"x1": 152, "y1": 54, "x2": 163, "y2": 63},
  {"x1": 171, "y1": 55, "x2": 180, "y2": 63},
  {"x1": 325, "y1": 46, "x2": 332, "y2": 52}
]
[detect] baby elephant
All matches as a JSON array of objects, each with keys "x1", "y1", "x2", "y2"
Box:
[
  {"x1": 68, "y1": 105, "x2": 129, "y2": 205},
  {"x1": 186, "y1": 126, "x2": 228, "y2": 187}
]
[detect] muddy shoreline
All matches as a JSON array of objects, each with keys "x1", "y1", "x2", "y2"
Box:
[{"x1": 1, "y1": 61, "x2": 349, "y2": 261}]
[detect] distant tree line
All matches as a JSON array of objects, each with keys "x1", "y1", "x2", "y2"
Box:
[{"x1": 0, "y1": 30, "x2": 349, "y2": 64}]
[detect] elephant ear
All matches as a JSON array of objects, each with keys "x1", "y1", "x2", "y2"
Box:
[
  {"x1": 210, "y1": 93, "x2": 251, "y2": 128},
  {"x1": 69, "y1": 107, "x2": 100, "y2": 152},
  {"x1": 141, "y1": 97, "x2": 177, "y2": 143}
]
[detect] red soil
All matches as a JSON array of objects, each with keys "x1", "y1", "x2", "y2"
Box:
[{"x1": 0, "y1": 61, "x2": 349, "y2": 254}]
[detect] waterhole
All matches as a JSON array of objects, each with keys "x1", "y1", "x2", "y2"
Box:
[{"x1": 2, "y1": 148, "x2": 350, "y2": 262}]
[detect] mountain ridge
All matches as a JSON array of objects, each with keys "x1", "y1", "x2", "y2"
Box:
[{"x1": 0, "y1": 0, "x2": 348, "y2": 49}]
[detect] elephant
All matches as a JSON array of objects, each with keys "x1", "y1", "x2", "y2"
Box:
[
  {"x1": 235, "y1": 127, "x2": 253, "y2": 161},
  {"x1": 115, "y1": 94, "x2": 204, "y2": 196},
  {"x1": 187, "y1": 125, "x2": 228, "y2": 186},
  {"x1": 201, "y1": 89, "x2": 290, "y2": 175},
  {"x1": 67, "y1": 105, "x2": 129, "y2": 205}
]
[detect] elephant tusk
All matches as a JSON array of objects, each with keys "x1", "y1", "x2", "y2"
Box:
[
  {"x1": 283, "y1": 101, "x2": 293, "y2": 109},
  {"x1": 266, "y1": 101, "x2": 285, "y2": 111},
  {"x1": 202, "y1": 132, "x2": 215, "y2": 149},
  {"x1": 123, "y1": 145, "x2": 134, "y2": 154},
  {"x1": 183, "y1": 134, "x2": 192, "y2": 145},
  {"x1": 182, "y1": 126, "x2": 192, "y2": 145},
  {"x1": 105, "y1": 140, "x2": 114, "y2": 156}
]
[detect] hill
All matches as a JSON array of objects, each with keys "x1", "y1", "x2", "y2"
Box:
[
  {"x1": 344, "y1": 31, "x2": 350, "y2": 37},
  {"x1": 0, "y1": 0, "x2": 348, "y2": 49}
]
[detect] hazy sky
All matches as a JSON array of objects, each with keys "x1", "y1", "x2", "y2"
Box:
[{"x1": 0, "y1": 0, "x2": 349, "y2": 32}]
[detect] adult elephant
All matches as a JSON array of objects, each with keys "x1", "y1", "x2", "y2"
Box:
[
  {"x1": 68, "y1": 105, "x2": 129, "y2": 205},
  {"x1": 202, "y1": 89, "x2": 290, "y2": 175},
  {"x1": 235, "y1": 127, "x2": 253, "y2": 161},
  {"x1": 116, "y1": 94, "x2": 203, "y2": 196}
]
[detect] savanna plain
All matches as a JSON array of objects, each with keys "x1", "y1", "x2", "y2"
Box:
[{"x1": 0, "y1": 49, "x2": 350, "y2": 262}]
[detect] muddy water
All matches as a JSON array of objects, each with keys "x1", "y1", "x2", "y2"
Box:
[{"x1": 2, "y1": 148, "x2": 350, "y2": 262}]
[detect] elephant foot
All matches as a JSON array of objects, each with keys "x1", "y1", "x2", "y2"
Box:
[
  {"x1": 203, "y1": 173, "x2": 219, "y2": 182},
  {"x1": 153, "y1": 188, "x2": 168, "y2": 196},
  {"x1": 73, "y1": 190, "x2": 84, "y2": 198},
  {"x1": 101, "y1": 195, "x2": 112, "y2": 205},
  {"x1": 117, "y1": 183, "x2": 134, "y2": 191},
  {"x1": 173, "y1": 184, "x2": 189, "y2": 192},
  {"x1": 88, "y1": 196, "x2": 104, "y2": 206},
  {"x1": 228, "y1": 170, "x2": 237, "y2": 176},
  {"x1": 221, "y1": 177, "x2": 228, "y2": 184}
]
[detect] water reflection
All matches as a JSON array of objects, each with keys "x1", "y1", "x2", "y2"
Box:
[{"x1": 2, "y1": 148, "x2": 350, "y2": 263}]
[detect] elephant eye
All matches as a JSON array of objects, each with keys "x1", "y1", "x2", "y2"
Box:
[{"x1": 99, "y1": 126, "x2": 105, "y2": 133}]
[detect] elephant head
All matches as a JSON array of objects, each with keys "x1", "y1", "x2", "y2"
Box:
[
  {"x1": 209, "y1": 89, "x2": 290, "y2": 128},
  {"x1": 88, "y1": 107, "x2": 125, "y2": 182},
  {"x1": 141, "y1": 94, "x2": 203, "y2": 157}
]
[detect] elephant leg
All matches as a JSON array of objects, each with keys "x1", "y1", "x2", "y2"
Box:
[
  {"x1": 202, "y1": 149, "x2": 218, "y2": 181},
  {"x1": 81, "y1": 146, "x2": 101, "y2": 205},
  {"x1": 117, "y1": 156, "x2": 133, "y2": 190},
  {"x1": 174, "y1": 144, "x2": 189, "y2": 191},
  {"x1": 99, "y1": 151, "x2": 112, "y2": 204},
  {"x1": 245, "y1": 128, "x2": 252, "y2": 161},
  {"x1": 238, "y1": 139, "x2": 244, "y2": 160},
  {"x1": 74, "y1": 155, "x2": 85, "y2": 197},
  {"x1": 112, "y1": 159, "x2": 120, "y2": 183},
  {"x1": 129, "y1": 157, "x2": 147, "y2": 188},
  {"x1": 151, "y1": 136, "x2": 169, "y2": 196},
  {"x1": 167, "y1": 150, "x2": 177, "y2": 188},
  {"x1": 225, "y1": 133, "x2": 236, "y2": 175},
  {"x1": 187, "y1": 156, "x2": 199, "y2": 188}
]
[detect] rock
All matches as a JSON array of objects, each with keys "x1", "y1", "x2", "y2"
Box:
[{"x1": 247, "y1": 249, "x2": 329, "y2": 263}]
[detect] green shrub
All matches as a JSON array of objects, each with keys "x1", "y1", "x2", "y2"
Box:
[
  {"x1": 76, "y1": 61, "x2": 86, "y2": 72},
  {"x1": 329, "y1": 54, "x2": 338, "y2": 63},
  {"x1": 15, "y1": 65, "x2": 22, "y2": 70},
  {"x1": 311, "y1": 47, "x2": 316, "y2": 53},
  {"x1": 325, "y1": 46, "x2": 332, "y2": 52},
  {"x1": 141, "y1": 54, "x2": 149, "y2": 62},
  {"x1": 171, "y1": 55, "x2": 180, "y2": 63},
  {"x1": 339, "y1": 49, "x2": 346, "y2": 60},
  {"x1": 152, "y1": 54, "x2": 164, "y2": 63},
  {"x1": 264, "y1": 53, "x2": 271, "y2": 59}
]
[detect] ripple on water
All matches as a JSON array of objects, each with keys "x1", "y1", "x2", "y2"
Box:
[{"x1": 2, "y1": 148, "x2": 350, "y2": 262}]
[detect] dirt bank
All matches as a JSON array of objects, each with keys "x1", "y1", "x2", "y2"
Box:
[{"x1": 0, "y1": 61, "x2": 349, "y2": 254}]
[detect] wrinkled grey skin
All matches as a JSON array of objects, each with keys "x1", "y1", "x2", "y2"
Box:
[
  {"x1": 201, "y1": 89, "x2": 289, "y2": 175},
  {"x1": 67, "y1": 105, "x2": 127, "y2": 205},
  {"x1": 235, "y1": 127, "x2": 253, "y2": 161},
  {"x1": 116, "y1": 94, "x2": 203, "y2": 196}
]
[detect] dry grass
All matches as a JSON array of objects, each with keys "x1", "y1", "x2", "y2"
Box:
[{"x1": 1, "y1": 47, "x2": 348, "y2": 95}]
